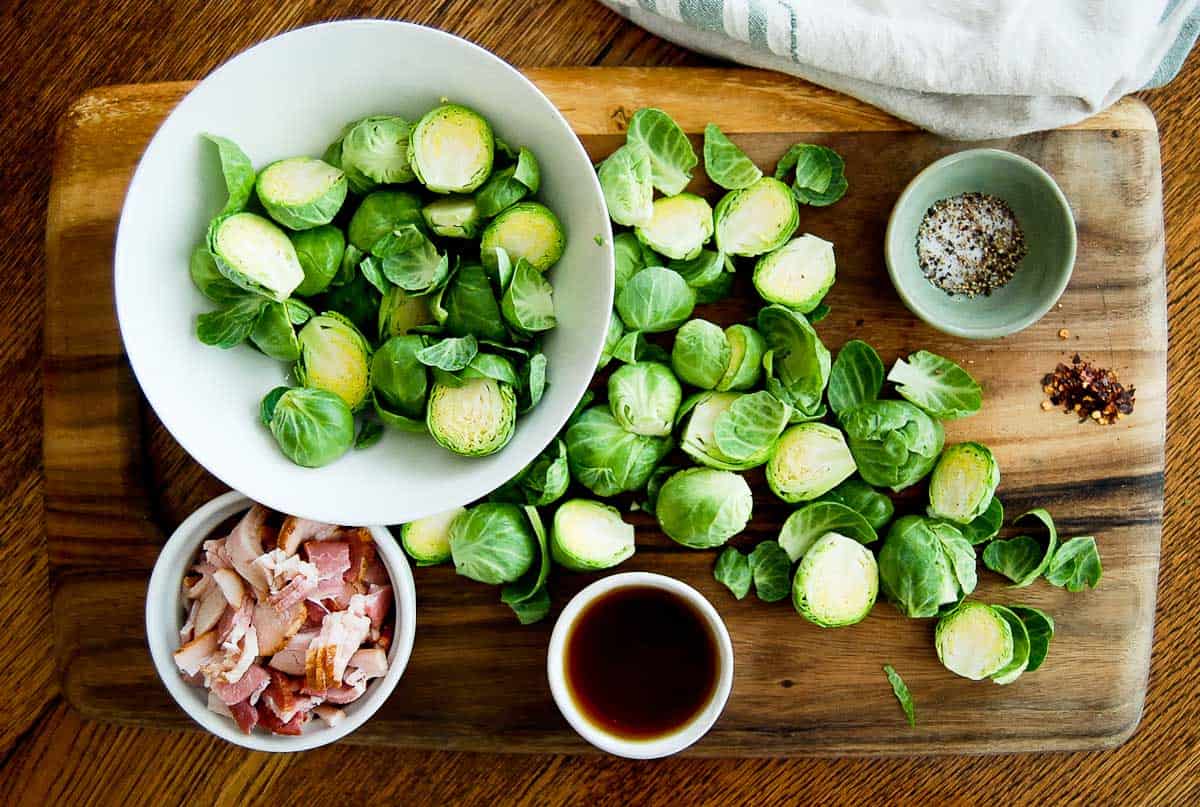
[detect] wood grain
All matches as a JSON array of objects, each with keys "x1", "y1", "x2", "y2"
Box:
[
  {"x1": 4, "y1": 0, "x2": 1200, "y2": 803},
  {"x1": 43, "y1": 69, "x2": 1164, "y2": 755}
]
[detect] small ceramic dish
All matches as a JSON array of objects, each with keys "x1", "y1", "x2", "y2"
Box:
[
  {"x1": 145, "y1": 490, "x2": 417, "y2": 751},
  {"x1": 884, "y1": 148, "x2": 1076, "y2": 340}
]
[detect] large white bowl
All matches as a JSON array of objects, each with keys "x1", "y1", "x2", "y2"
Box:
[
  {"x1": 145, "y1": 491, "x2": 417, "y2": 751},
  {"x1": 115, "y1": 20, "x2": 613, "y2": 526}
]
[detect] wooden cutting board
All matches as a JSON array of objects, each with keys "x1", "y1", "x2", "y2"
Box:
[{"x1": 45, "y1": 68, "x2": 1165, "y2": 755}]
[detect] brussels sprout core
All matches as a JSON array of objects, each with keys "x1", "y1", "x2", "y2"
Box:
[
  {"x1": 256, "y1": 157, "x2": 348, "y2": 230},
  {"x1": 401, "y1": 506, "x2": 465, "y2": 566},
  {"x1": 766, "y1": 422, "x2": 857, "y2": 503},
  {"x1": 927, "y1": 442, "x2": 1001, "y2": 524},
  {"x1": 480, "y1": 202, "x2": 566, "y2": 272},
  {"x1": 753, "y1": 234, "x2": 836, "y2": 312},
  {"x1": 422, "y1": 195, "x2": 482, "y2": 239},
  {"x1": 635, "y1": 193, "x2": 714, "y2": 261},
  {"x1": 935, "y1": 602, "x2": 1015, "y2": 681},
  {"x1": 426, "y1": 376, "x2": 516, "y2": 457},
  {"x1": 209, "y1": 212, "x2": 305, "y2": 301},
  {"x1": 714, "y1": 177, "x2": 799, "y2": 257},
  {"x1": 792, "y1": 532, "x2": 879, "y2": 627},
  {"x1": 551, "y1": 499, "x2": 635, "y2": 571},
  {"x1": 410, "y1": 104, "x2": 495, "y2": 193}
]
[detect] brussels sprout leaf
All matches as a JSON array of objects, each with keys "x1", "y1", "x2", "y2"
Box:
[
  {"x1": 775, "y1": 144, "x2": 848, "y2": 206},
  {"x1": 887, "y1": 350, "x2": 982, "y2": 419},
  {"x1": 358, "y1": 255, "x2": 391, "y2": 295},
  {"x1": 520, "y1": 439, "x2": 569, "y2": 506},
  {"x1": 196, "y1": 296, "x2": 269, "y2": 348},
  {"x1": 779, "y1": 501, "x2": 878, "y2": 562},
  {"x1": 806, "y1": 302, "x2": 831, "y2": 324},
  {"x1": 828, "y1": 339, "x2": 884, "y2": 416},
  {"x1": 1044, "y1": 536, "x2": 1102, "y2": 592},
  {"x1": 748, "y1": 541, "x2": 792, "y2": 602},
  {"x1": 202, "y1": 133, "x2": 256, "y2": 216},
  {"x1": 520, "y1": 352, "x2": 548, "y2": 413},
  {"x1": 883, "y1": 665, "x2": 916, "y2": 727},
  {"x1": 1010, "y1": 605, "x2": 1055, "y2": 672},
  {"x1": 703, "y1": 124, "x2": 763, "y2": 190},
  {"x1": 375, "y1": 225, "x2": 451, "y2": 294},
  {"x1": 597, "y1": 143, "x2": 654, "y2": 227},
  {"x1": 475, "y1": 167, "x2": 529, "y2": 218},
  {"x1": 513, "y1": 147, "x2": 541, "y2": 193},
  {"x1": 250, "y1": 301, "x2": 301, "y2": 362},
  {"x1": 416, "y1": 335, "x2": 478, "y2": 372},
  {"x1": 713, "y1": 547, "x2": 752, "y2": 600},
  {"x1": 959, "y1": 496, "x2": 1004, "y2": 545},
  {"x1": 500, "y1": 506, "x2": 552, "y2": 624},
  {"x1": 625, "y1": 108, "x2": 697, "y2": 195},
  {"x1": 260, "y1": 386, "x2": 291, "y2": 427},
  {"x1": 502, "y1": 259, "x2": 557, "y2": 335},
  {"x1": 285, "y1": 298, "x2": 315, "y2": 326},
  {"x1": 982, "y1": 508, "x2": 1058, "y2": 587},
  {"x1": 355, "y1": 418, "x2": 384, "y2": 449}
]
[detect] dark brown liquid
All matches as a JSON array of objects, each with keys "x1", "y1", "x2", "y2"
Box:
[{"x1": 565, "y1": 585, "x2": 719, "y2": 740}]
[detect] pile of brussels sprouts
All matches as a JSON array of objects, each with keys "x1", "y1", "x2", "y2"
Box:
[
  {"x1": 396, "y1": 108, "x2": 1104, "y2": 702},
  {"x1": 191, "y1": 105, "x2": 565, "y2": 466}
]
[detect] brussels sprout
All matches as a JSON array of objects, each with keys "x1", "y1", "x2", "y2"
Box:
[
  {"x1": 597, "y1": 142, "x2": 654, "y2": 227},
  {"x1": 840, "y1": 400, "x2": 944, "y2": 492},
  {"x1": 373, "y1": 225, "x2": 452, "y2": 295},
  {"x1": 202, "y1": 133, "x2": 255, "y2": 216},
  {"x1": 656, "y1": 467, "x2": 753, "y2": 549},
  {"x1": 792, "y1": 532, "x2": 879, "y2": 627},
  {"x1": 1010, "y1": 605, "x2": 1055, "y2": 672},
  {"x1": 817, "y1": 477, "x2": 894, "y2": 532},
  {"x1": 960, "y1": 495, "x2": 1004, "y2": 545},
  {"x1": 443, "y1": 263, "x2": 506, "y2": 342},
  {"x1": 267, "y1": 387, "x2": 355, "y2": 467},
  {"x1": 753, "y1": 234, "x2": 835, "y2": 312},
  {"x1": 189, "y1": 246, "x2": 243, "y2": 303},
  {"x1": 422, "y1": 195, "x2": 482, "y2": 239},
  {"x1": 341, "y1": 115, "x2": 415, "y2": 184},
  {"x1": 348, "y1": 190, "x2": 424, "y2": 252},
  {"x1": 616, "y1": 267, "x2": 696, "y2": 333},
  {"x1": 827, "y1": 339, "x2": 884, "y2": 417},
  {"x1": 296, "y1": 312, "x2": 373, "y2": 410},
  {"x1": 613, "y1": 231, "x2": 652, "y2": 294},
  {"x1": 317, "y1": 269, "x2": 381, "y2": 337},
  {"x1": 935, "y1": 602, "x2": 1014, "y2": 681},
  {"x1": 608, "y1": 361, "x2": 682, "y2": 437},
  {"x1": 207, "y1": 212, "x2": 305, "y2": 301},
  {"x1": 713, "y1": 547, "x2": 752, "y2": 600},
  {"x1": 757, "y1": 305, "x2": 830, "y2": 421},
  {"x1": 888, "y1": 350, "x2": 983, "y2": 419},
  {"x1": 625, "y1": 107, "x2": 697, "y2": 195},
  {"x1": 410, "y1": 104, "x2": 494, "y2": 193},
  {"x1": 501, "y1": 259, "x2": 557, "y2": 335},
  {"x1": 878, "y1": 516, "x2": 977, "y2": 618},
  {"x1": 290, "y1": 224, "x2": 345, "y2": 297},
  {"x1": 401, "y1": 505, "x2": 465, "y2": 566},
  {"x1": 551, "y1": 499, "x2": 636, "y2": 571},
  {"x1": 378, "y1": 285, "x2": 435, "y2": 341},
  {"x1": 597, "y1": 309, "x2": 625, "y2": 370},
  {"x1": 449, "y1": 503, "x2": 536, "y2": 584},
  {"x1": 989, "y1": 605, "x2": 1032, "y2": 685},
  {"x1": 255, "y1": 157, "x2": 348, "y2": 230},
  {"x1": 703, "y1": 123, "x2": 762, "y2": 190},
  {"x1": 714, "y1": 177, "x2": 799, "y2": 257},
  {"x1": 670, "y1": 248, "x2": 726, "y2": 295},
  {"x1": 426, "y1": 376, "x2": 516, "y2": 457},
  {"x1": 1044, "y1": 536, "x2": 1102, "y2": 592},
  {"x1": 371, "y1": 335, "x2": 428, "y2": 419},
  {"x1": 716, "y1": 324, "x2": 766, "y2": 391},
  {"x1": 681, "y1": 391, "x2": 790, "y2": 471},
  {"x1": 775, "y1": 143, "x2": 848, "y2": 206},
  {"x1": 766, "y1": 422, "x2": 856, "y2": 503},
  {"x1": 671, "y1": 319, "x2": 730, "y2": 390},
  {"x1": 778, "y1": 501, "x2": 877, "y2": 562},
  {"x1": 927, "y1": 442, "x2": 1000, "y2": 524},
  {"x1": 500, "y1": 506, "x2": 552, "y2": 624},
  {"x1": 635, "y1": 193, "x2": 714, "y2": 261},
  {"x1": 480, "y1": 202, "x2": 565, "y2": 272},
  {"x1": 512, "y1": 439, "x2": 570, "y2": 506},
  {"x1": 249, "y1": 301, "x2": 300, "y2": 362},
  {"x1": 565, "y1": 405, "x2": 673, "y2": 497}
]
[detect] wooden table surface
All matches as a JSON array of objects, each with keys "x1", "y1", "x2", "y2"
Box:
[{"x1": 3, "y1": 2, "x2": 1198, "y2": 803}]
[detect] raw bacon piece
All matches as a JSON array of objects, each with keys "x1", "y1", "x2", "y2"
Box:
[
  {"x1": 341, "y1": 528, "x2": 375, "y2": 583},
  {"x1": 226, "y1": 505, "x2": 271, "y2": 596},
  {"x1": 303, "y1": 599, "x2": 329, "y2": 629},
  {"x1": 313, "y1": 705, "x2": 345, "y2": 727},
  {"x1": 253, "y1": 601, "x2": 304, "y2": 656},
  {"x1": 257, "y1": 701, "x2": 305, "y2": 735},
  {"x1": 349, "y1": 586, "x2": 392, "y2": 630},
  {"x1": 213, "y1": 568, "x2": 247, "y2": 607},
  {"x1": 347, "y1": 647, "x2": 388, "y2": 680}
]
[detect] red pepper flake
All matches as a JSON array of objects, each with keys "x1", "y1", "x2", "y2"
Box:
[{"x1": 1041, "y1": 354, "x2": 1134, "y2": 425}]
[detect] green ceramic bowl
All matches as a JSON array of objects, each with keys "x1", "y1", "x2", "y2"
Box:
[{"x1": 884, "y1": 148, "x2": 1076, "y2": 340}]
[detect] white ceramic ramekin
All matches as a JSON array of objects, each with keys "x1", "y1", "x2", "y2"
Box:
[
  {"x1": 145, "y1": 490, "x2": 416, "y2": 751},
  {"x1": 546, "y1": 572, "x2": 734, "y2": 759}
]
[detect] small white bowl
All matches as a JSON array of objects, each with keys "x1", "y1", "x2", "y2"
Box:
[
  {"x1": 145, "y1": 490, "x2": 417, "y2": 751},
  {"x1": 115, "y1": 20, "x2": 614, "y2": 526},
  {"x1": 546, "y1": 572, "x2": 734, "y2": 759}
]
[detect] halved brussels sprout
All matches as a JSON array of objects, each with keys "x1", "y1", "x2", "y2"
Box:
[
  {"x1": 616, "y1": 267, "x2": 696, "y2": 333},
  {"x1": 753, "y1": 234, "x2": 835, "y2": 312},
  {"x1": 256, "y1": 157, "x2": 348, "y2": 230},
  {"x1": 928, "y1": 442, "x2": 1001, "y2": 525},
  {"x1": 207, "y1": 212, "x2": 305, "y2": 301},
  {"x1": 341, "y1": 115, "x2": 415, "y2": 185},
  {"x1": 608, "y1": 361, "x2": 682, "y2": 437},
  {"x1": 371, "y1": 335, "x2": 428, "y2": 419},
  {"x1": 671, "y1": 319, "x2": 730, "y2": 390},
  {"x1": 634, "y1": 193, "x2": 714, "y2": 261},
  {"x1": 296, "y1": 312, "x2": 372, "y2": 410},
  {"x1": 714, "y1": 176, "x2": 799, "y2": 257},
  {"x1": 426, "y1": 376, "x2": 516, "y2": 457},
  {"x1": 551, "y1": 499, "x2": 636, "y2": 571},
  {"x1": 935, "y1": 602, "x2": 1014, "y2": 681},
  {"x1": 290, "y1": 224, "x2": 345, "y2": 297},
  {"x1": 715, "y1": 324, "x2": 766, "y2": 391},
  {"x1": 565, "y1": 405, "x2": 674, "y2": 497},
  {"x1": 422, "y1": 195, "x2": 482, "y2": 239},
  {"x1": 792, "y1": 532, "x2": 879, "y2": 627},
  {"x1": 597, "y1": 142, "x2": 654, "y2": 227},
  {"x1": 267, "y1": 387, "x2": 355, "y2": 467},
  {"x1": 410, "y1": 104, "x2": 495, "y2": 193},
  {"x1": 348, "y1": 190, "x2": 424, "y2": 252},
  {"x1": 680, "y1": 391, "x2": 789, "y2": 471},
  {"x1": 378, "y1": 285, "x2": 435, "y2": 341},
  {"x1": 766, "y1": 422, "x2": 856, "y2": 503},
  {"x1": 449, "y1": 503, "x2": 536, "y2": 584},
  {"x1": 655, "y1": 467, "x2": 753, "y2": 549},
  {"x1": 480, "y1": 202, "x2": 565, "y2": 273},
  {"x1": 401, "y1": 506, "x2": 465, "y2": 566}
]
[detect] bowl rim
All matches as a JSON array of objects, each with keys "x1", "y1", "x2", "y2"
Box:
[
  {"x1": 144, "y1": 490, "x2": 417, "y2": 751},
  {"x1": 113, "y1": 19, "x2": 614, "y2": 526},
  {"x1": 884, "y1": 147, "x2": 1077, "y2": 340}
]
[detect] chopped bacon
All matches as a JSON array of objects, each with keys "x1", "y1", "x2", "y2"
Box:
[
  {"x1": 278, "y1": 516, "x2": 340, "y2": 556},
  {"x1": 257, "y1": 701, "x2": 305, "y2": 735},
  {"x1": 268, "y1": 629, "x2": 319, "y2": 676},
  {"x1": 254, "y1": 550, "x2": 320, "y2": 613},
  {"x1": 173, "y1": 631, "x2": 217, "y2": 676},
  {"x1": 260, "y1": 669, "x2": 322, "y2": 724},
  {"x1": 180, "y1": 599, "x2": 199, "y2": 644},
  {"x1": 212, "y1": 568, "x2": 246, "y2": 607},
  {"x1": 216, "y1": 597, "x2": 254, "y2": 648},
  {"x1": 259, "y1": 525, "x2": 279, "y2": 553},
  {"x1": 226, "y1": 505, "x2": 271, "y2": 596},
  {"x1": 253, "y1": 601, "x2": 304, "y2": 656},
  {"x1": 207, "y1": 691, "x2": 234, "y2": 718},
  {"x1": 313, "y1": 705, "x2": 345, "y2": 727},
  {"x1": 303, "y1": 599, "x2": 329, "y2": 629},
  {"x1": 210, "y1": 663, "x2": 270, "y2": 706},
  {"x1": 193, "y1": 587, "x2": 226, "y2": 636},
  {"x1": 376, "y1": 624, "x2": 393, "y2": 653},
  {"x1": 349, "y1": 585, "x2": 392, "y2": 630},
  {"x1": 228, "y1": 699, "x2": 259, "y2": 734},
  {"x1": 203, "y1": 538, "x2": 233, "y2": 570},
  {"x1": 341, "y1": 528, "x2": 375, "y2": 583},
  {"x1": 305, "y1": 541, "x2": 351, "y2": 582},
  {"x1": 362, "y1": 554, "x2": 389, "y2": 586},
  {"x1": 347, "y1": 647, "x2": 389, "y2": 680},
  {"x1": 305, "y1": 611, "x2": 371, "y2": 691},
  {"x1": 316, "y1": 680, "x2": 366, "y2": 705}
]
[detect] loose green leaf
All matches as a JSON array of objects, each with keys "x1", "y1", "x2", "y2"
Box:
[
  {"x1": 203, "y1": 133, "x2": 256, "y2": 215},
  {"x1": 703, "y1": 123, "x2": 763, "y2": 190},
  {"x1": 778, "y1": 501, "x2": 878, "y2": 562},
  {"x1": 285, "y1": 298, "x2": 315, "y2": 326},
  {"x1": 714, "y1": 547, "x2": 752, "y2": 600},
  {"x1": 249, "y1": 301, "x2": 301, "y2": 362},
  {"x1": 1010, "y1": 605, "x2": 1055, "y2": 672},
  {"x1": 959, "y1": 496, "x2": 1004, "y2": 545},
  {"x1": 500, "y1": 506, "x2": 552, "y2": 624},
  {"x1": 502, "y1": 259, "x2": 557, "y2": 335},
  {"x1": 358, "y1": 255, "x2": 390, "y2": 295},
  {"x1": 416, "y1": 335, "x2": 478, "y2": 372},
  {"x1": 260, "y1": 386, "x2": 290, "y2": 427},
  {"x1": 1045, "y1": 536, "x2": 1102, "y2": 592},
  {"x1": 887, "y1": 351, "x2": 983, "y2": 420},
  {"x1": 883, "y1": 665, "x2": 916, "y2": 727},
  {"x1": 816, "y1": 478, "x2": 895, "y2": 532},
  {"x1": 712, "y1": 391, "x2": 792, "y2": 463},
  {"x1": 355, "y1": 418, "x2": 384, "y2": 449},
  {"x1": 828, "y1": 339, "x2": 884, "y2": 416},
  {"x1": 475, "y1": 167, "x2": 529, "y2": 218},
  {"x1": 982, "y1": 508, "x2": 1058, "y2": 587},
  {"x1": 196, "y1": 296, "x2": 269, "y2": 348},
  {"x1": 776, "y1": 144, "x2": 848, "y2": 206},
  {"x1": 520, "y1": 352, "x2": 548, "y2": 413},
  {"x1": 748, "y1": 541, "x2": 792, "y2": 602},
  {"x1": 625, "y1": 107, "x2": 698, "y2": 195}
]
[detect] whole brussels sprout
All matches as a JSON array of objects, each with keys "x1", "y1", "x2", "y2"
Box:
[
  {"x1": 371, "y1": 335, "x2": 428, "y2": 419},
  {"x1": 655, "y1": 467, "x2": 753, "y2": 549},
  {"x1": 266, "y1": 387, "x2": 355, "y2": 467},
  {"x1": 449, "y1": 503, "x2": 536, "y2": 584},
  {"x1": 565, "y1": 406, "x2": 673, "y2": 497},
  {"x1": 256, "y1": 157, "x2": 348, "y2": 231},
  {"x1": 341, "y1": 115, "x2": 415, "y2": 185},
  {"x1": 296, "y1": 312, "x2": 373, "y2": 411},
  {"x1": 616, "y1": 267, "x2": 696, "y2": 334},
  {"x1": 877, "y1": 516, "x2": 977, "y2": 618},
  {"x1": 290, "y1": 224, "x2": 345, "y2": 297},
  {"x1": 607, "y1": 361, "x2": 682, "y2": 437},
  {"x1": 426, "y1": 377, "x2": 517, "y2": 457},
  {"x1": 840, "y1": 400, "x2": 944, "y2": 492},
  {"x1": 671, "y1": 319, "x2": 731, "y2": 390}
]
